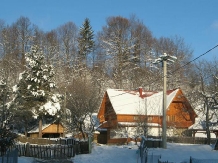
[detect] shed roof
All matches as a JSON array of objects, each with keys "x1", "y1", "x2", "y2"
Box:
[{"x1": 28, "y1": 122, "x2": 63, "y2": 133}]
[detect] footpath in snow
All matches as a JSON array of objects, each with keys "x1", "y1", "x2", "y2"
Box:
[
  {"x1": 72, "y1": 142, "x2": 139, "y2": 163},
  {"x1": 72, "y1": 142, "x2": 218, "y2": 163}
]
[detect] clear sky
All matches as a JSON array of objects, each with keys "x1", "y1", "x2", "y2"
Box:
[{"x1": 1, "y1": 0, "x2": 218, "y2": 61}]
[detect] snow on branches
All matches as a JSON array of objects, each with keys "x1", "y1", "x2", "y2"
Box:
[{"x1": 12, "y1": 45, "x2": 62, "y2": 118}]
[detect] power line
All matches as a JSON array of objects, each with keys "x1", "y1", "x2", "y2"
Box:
[
  {"x1": 144, "y1": 44, "x2": 218, "y2": 89},
  {"x1": 171, "y1": 44, "x2": 218, "y2": 75}
]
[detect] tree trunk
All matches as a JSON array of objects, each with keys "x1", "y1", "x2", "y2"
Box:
[
  {"x1": 79, "y1": 122, "x2": 86, "y2": 140},
  {"x1": 38, "y1": 118, "x2": 42, "y2": 138},
  {"x1": 25, "y1": 127, "x2": 27, "y2": 137},
  {"x1": 205, "y1": 99, "x2": 211, "y2": 145}
]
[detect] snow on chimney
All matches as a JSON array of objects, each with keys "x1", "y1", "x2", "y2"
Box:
[{"x1": 138, "y1": 87, "x2": 143, "y2": 97}]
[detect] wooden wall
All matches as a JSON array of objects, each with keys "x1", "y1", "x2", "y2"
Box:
[
  {"x1": 28, "y1": 123, "x2": 64, "y2": 138},
  {"x1": 43, "y1": 123, "x2": 64, "y2": 133}
]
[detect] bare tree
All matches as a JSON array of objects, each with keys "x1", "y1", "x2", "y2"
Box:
[
  {"x1": 14, "y1": 16, "x2": 34, "y2": 65},
  {"x1": 191, "y1": 60, "x2": 218, "y2": 144},
  {"x1": 43, "y1": 30, "x2": 59, "y2": 65},
  {"x1": 57, "y1": 22, "x2": 78, "y2": 67},
  {"x1": 98, "y1": 16, "x2": 134, "y2": 89},
  {"x1": 152, "y1": 36, "x2": 193, "y2": 91},
  {"x1": 65, "y1": 75, "x2": 100, "y2": 139}
]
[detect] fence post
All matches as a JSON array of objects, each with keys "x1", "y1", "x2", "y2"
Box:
[
  {"x1": 25, "y1": 143, "x2": 30, "y2": 157},
  {"x1": 88, "y1": 136, "x2": 92, "y2": 154},
  {"x1": 14, "y1": 148, "x2": 18, "y2": 163}
]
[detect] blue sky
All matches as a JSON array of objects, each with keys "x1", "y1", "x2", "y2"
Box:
[{"x1": 1, "y1": 0, "x2": 218, "y2": 61}]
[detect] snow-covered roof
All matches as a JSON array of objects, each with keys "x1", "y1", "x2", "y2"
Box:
[
  {"x1": 189, "y1": 121, "x2": 218, "y2": 131},
  {"x1": 28, "y1": 121, "x2": 63, "y2": 133},
  {"x1": 189, "y1": 108, "x2": 218, "y2": 131},
  {"x1": 107, "y1": 88, "x2": 179, "y2": 116},
  {"x1": 28, "y1": 123, "x2": 51, "y2": 133}
]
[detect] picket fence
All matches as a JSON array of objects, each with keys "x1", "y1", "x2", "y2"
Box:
[
  {"x1": 189, "y1": 157, "x2": 218, "y2": 163},
  {"x1": 0, "y1": 137, "x2": 90, "y2": 161},
  {"x1": 15, "y1": 143, "x2": 75, "y2": 159}
]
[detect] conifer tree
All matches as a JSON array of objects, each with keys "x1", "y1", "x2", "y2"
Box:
[
  {"x1": 12, "y1": 45, "x2": 62, "y2": 137},
  {"x1": 0, "y1": 78, "x2": 10, "y2": 128},
  {"x1": 0, "y1": 78, "x2": 17, "y2": 155},
  {"x1": 78, "y1": 18, "x2": 95, "y2": 65}
]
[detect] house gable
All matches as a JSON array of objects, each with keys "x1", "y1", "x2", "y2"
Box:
[
  {"x1": 98, "y1": 92, "x2": 109, "y2": 123},
  {"x1": 167, "y1": 89, "x2": 197, "y2": 128},
  {"x1": 43, "y1": 123, "x2": 64, "y2": 133}
]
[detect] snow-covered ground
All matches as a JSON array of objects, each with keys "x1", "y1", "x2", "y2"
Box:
[{"x1": 18, "y1": 142, "x2": 218, "y2": 163}]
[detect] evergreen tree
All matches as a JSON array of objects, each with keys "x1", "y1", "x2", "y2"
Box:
[
  {"x1": 12, "y1": 45, "x2": 62, "y2": 137},
  {"x1": 0, "y1": 78, "x2": 17, "y2": 156},
  {"x1": 78, "y1": 18, "x2": 95, "y2": 65},
  {"x1": 0, "y1": 78, "x2": 10, "y2": 128}
]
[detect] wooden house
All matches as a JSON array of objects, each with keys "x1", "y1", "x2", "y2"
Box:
[
  {"x1": 97, "y1": 88, "x2": 197, "y2": 144},
  {"x1": 28, "y1": 122, "x2": 64, "y2": 138}
]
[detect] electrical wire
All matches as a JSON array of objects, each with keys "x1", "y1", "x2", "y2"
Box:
[{"x1": 143, "y1": 44, "x2": 218, "y2": 90}]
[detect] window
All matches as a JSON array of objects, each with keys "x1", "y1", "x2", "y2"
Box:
[
  {"x1": 134, "y1": 116, "x2": 139, "y2": 120},
  {"x1": 148, "y1": 117, "x2": 153, "y2": 122},
  {"x1": 167, "y1": 115, "x2": 175, "y2": 122},
  {"x1": 167, "y1": 115, "x2": 170, "y2": 122}
]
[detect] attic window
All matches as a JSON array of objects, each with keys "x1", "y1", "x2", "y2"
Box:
[{"x1": 167, "y1": 115, "x2": 175, "y2": 122}]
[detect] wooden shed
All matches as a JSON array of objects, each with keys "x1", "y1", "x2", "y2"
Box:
[
  {"x1": 97, "y1": 88, "x2": 197, "y2": 144},
  {"x1": 28, "y1": 122, "x2": 64, "y2": 138}
]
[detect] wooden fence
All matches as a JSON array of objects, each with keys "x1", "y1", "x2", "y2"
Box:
[
  {"x1": 15, "y1": 143, "x2": 75, "y2": 159},
  {"x1": 139, "y1": 136, "x2": 162, "y2": 163},
  {"x1": 190, "y1": 157, "x2": 218, "y2": 163},
  {"x1": 16, "y1": 136, "x2": 92, "y2": 154},
  {"x1": 167, "y1": 136, "x2": 217, "y2": 145},
  {"x1": 13, "y1": 136, "x2": 90, "y2": 159}
]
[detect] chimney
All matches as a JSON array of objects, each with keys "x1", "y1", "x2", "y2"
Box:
[{"x1": 138, "y1": 87, "x2": 143, "y2": 97}]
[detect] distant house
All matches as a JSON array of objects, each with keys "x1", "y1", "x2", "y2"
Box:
[
  {"x1": 189, "y1": 109, "x2": 218, "y2": 138},
  {"x1": 28, "y1": 121, "x2": 64, "y2": 138},
  {"x1": 97, "y1": 88, "x2": 197, "y2": 144}
]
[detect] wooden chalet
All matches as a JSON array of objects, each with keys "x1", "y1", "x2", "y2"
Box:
[
  {"x1": 97, "y1": 88, "x2": 197, "y2": 144},
  {"x1": 28, "y1": 122, "x2": 64, "y2": 138}
]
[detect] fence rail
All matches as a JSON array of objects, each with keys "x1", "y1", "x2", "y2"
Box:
[{"x1": 16, "y1": 137, "x2": 78, "y2": 145}]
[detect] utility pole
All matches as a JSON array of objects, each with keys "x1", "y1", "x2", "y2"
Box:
[
  {"x1": 153, "y1": 53, "x2": 177, "y2": 149},
  {"x1": 162, "y1": 59, "x2": 167, "y2": 149}
]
